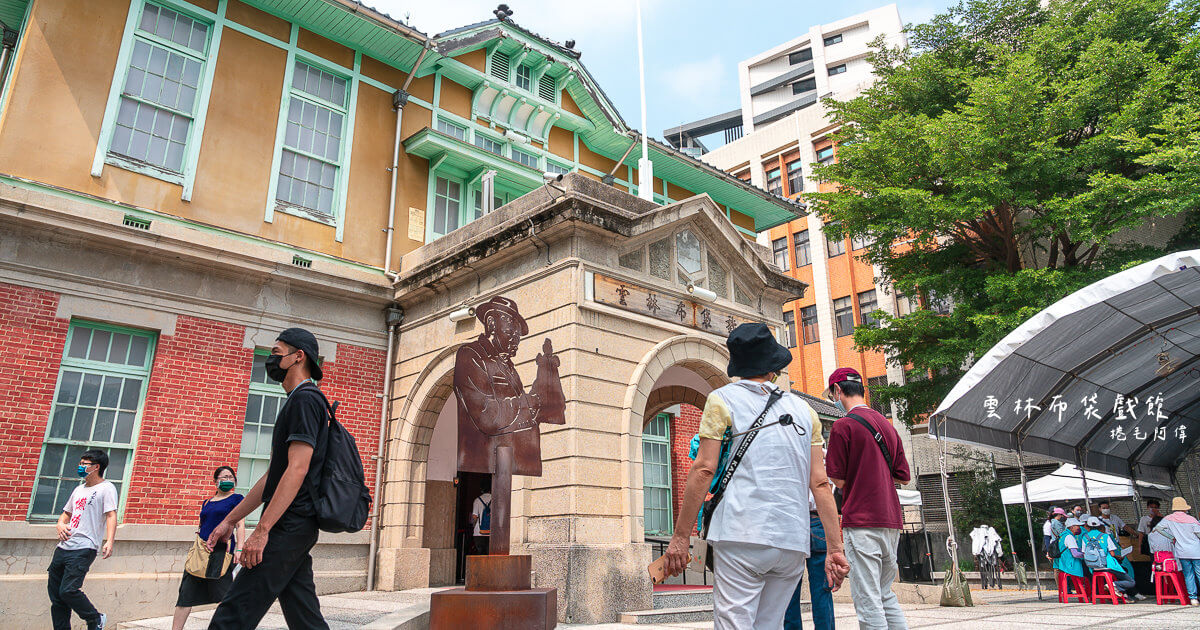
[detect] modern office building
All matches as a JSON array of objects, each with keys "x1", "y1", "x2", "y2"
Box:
[{"x1": 677, "y1": 4, "x2": 912, "y2": 424}]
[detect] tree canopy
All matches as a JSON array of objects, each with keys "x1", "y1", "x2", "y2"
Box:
[{"x1": 810, "y1": 0, "x2": 1200, "y2": 426}]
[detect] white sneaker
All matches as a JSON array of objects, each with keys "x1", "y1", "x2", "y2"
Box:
[
  {"x1": 1134, "y1": 593, "x2": 1147, "y2": 601},
  {"x1": 1190, "y1": 598, "x2": 1199, "y2": 606}
]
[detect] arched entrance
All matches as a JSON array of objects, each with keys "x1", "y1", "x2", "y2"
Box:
[
  {"x1": 375, "y1": 344, "x2": 464, "y2": 590},
  {"x1": 622, "y1": 335, "x2": 732, "y2": 542}
]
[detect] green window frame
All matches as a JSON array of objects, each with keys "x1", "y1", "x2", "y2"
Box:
[
  {"x1": 436, "y1": 118, "x2": 467, "y2": 141},
  {"x1": 236, "y1": 351, "x2": 288, "y2": 524},
  {"x1": 263, "y1": 24, "x2": 361, "y2": 243},
  {"x1": 91, "y1": 0, "x2": 226, "y2": 199},
  {"x1": 545, "y1": 161, "x2": 570, "y2": 175},
  {"x1": 642, "y1": 413, "x2": 674, "y2": 536},
  {"x1": 29, "y1": 321, "x2": 157, "y2": 522},
  {"x1": 272, "y1": 60, "x2": 350, "y2": 222},
  {"x1": 429, "y1": 175, "x2": 464, "y2": 239},
  {"x1": 511, "y1": 147, "x2": 539, "y2": 170},
  {"x1": 516, "y1": 63, "x2": 533, "y2": 91}
]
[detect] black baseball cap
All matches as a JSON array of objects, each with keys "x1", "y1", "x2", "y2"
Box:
[{"x1": 276, "y1": 328, "x2": 322, "y2": 381}]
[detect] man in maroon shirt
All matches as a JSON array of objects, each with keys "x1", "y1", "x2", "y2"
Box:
[{"x1": 824, "y1": 368, "x2": 911, "y2": 630}]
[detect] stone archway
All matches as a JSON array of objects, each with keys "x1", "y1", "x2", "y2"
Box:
[
  {"x1": 621, "y1": 335, "x2": 732, "y2": 542},
  {"x1": 375, "y1": 343, "x2": 461, "y2": 591}
]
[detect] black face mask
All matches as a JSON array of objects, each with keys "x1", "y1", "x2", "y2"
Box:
[{"x1": 265, "y1": 351, "x2": 298, "y2": 383}]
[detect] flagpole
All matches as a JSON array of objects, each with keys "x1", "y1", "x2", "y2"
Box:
[{"x1": 635, "y1": 0, "x2": 654, "y2": 201}]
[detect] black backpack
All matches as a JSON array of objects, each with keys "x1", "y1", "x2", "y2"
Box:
[{"x1": 309, "y1": 392, "x2": 372, "y2": 533}]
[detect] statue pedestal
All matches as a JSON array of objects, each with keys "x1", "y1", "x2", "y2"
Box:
[{"x1": 429, "y1": 555, "x2": 557, "y2": 629}]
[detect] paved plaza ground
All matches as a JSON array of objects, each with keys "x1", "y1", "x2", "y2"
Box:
[{"x1": 117, "y1": 586, "x2": 1200, "y2": 629}]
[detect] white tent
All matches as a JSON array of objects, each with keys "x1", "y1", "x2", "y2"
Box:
[
  {"x1": 898, "y1": 489, "x2": 922, "y2": 506},
  {"x1": 1000, "y1": 463, "x2": 1171, "y2": 505}
]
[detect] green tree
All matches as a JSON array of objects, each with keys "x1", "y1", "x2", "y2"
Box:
[{"x1": 810, "y1": 0, "x2": 1200, "y2": 425}]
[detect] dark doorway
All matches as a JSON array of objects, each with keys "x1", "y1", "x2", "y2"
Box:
[{"x1": 453, "y1": 471, "x2": 492, "y2": 584}]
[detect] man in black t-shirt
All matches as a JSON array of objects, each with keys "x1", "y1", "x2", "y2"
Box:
[{"x1": 206, "y1": 328, "x2": 329, "y2": 630}]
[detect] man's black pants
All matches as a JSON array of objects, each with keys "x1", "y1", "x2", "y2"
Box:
[
  {"x1": 208, "y1": 511, "x2": 328, "y2": 630},
  {"x1": 47, "y1": 547, "x2": 102, "y2": 630}
]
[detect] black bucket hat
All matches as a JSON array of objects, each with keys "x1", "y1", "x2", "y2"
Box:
[
  {"x1": 726, "y1": 323, "x2": 793, "y2": 378},
  {"x1": 277, "y1": 327, "x2": 323, "y2": 381}
]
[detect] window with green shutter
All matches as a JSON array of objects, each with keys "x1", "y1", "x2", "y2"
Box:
[
  {"x1": 642, "y1": 413, "x2": 674, "y2": 536},
  {"x1": 235, "y1": 351, "x2": 289, "y2": 523},
  {"x1": 107, "y1": 2, "x2": 212, "y2": 177},
  {"x1": 29, "y1": 322, "x2": 157, "y2": 521}
]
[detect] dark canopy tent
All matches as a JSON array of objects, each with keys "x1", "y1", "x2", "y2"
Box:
[
  {"x1": 926, "y1": 250, "x2": 1200, "y2": 601},
  {"x1": 930, "y1": 250, "x2": 1200, "y2": 486}
]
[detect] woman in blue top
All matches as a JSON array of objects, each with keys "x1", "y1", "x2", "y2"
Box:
[{"x1": 173, "y1": 466, "x2": 245, "y2": 630}]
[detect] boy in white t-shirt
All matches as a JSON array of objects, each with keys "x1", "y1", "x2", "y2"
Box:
[{"x1": 49, "y1": 449, "x2": 118, "y2": 630}]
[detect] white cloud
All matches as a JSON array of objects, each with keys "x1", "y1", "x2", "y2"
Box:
[{"x1": 660, "y1": 55, "x2": 725, "y2": 105}]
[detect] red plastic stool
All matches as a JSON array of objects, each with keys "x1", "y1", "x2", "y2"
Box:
[
  {"x1": 1057, "y1": 571, "x2": 1090, "y2": 603},
  {"x1": 1091, "y1": 571, "x2": 1125, "y2": 605},
  {"x1": 1156, "y1": 570, "x2": 1188, "y2": 605}
]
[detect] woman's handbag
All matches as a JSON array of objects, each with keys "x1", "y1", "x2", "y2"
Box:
[{"x1": 184, "y1": 534, "x2": 233, "y2": 579}]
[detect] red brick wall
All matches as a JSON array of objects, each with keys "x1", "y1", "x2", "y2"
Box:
[
  {"x1": 0, "y1": 283, "x2": 67, "y2": 519},
  {"x1": 0, "y1": 283, "x2": 386, "y2": 526},
  {"x1": 124, "y1": 315, "x2": 252, "y2": 524},
  {"x1": 670, "y1": 403, "x2": 702, "y2": 532}
]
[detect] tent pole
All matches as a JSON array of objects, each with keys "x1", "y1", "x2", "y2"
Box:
[
  {"x1": 1129, "y1": 466, "x2": 1143, "y2": 523},
  {"x1": 916, "y1": 465, "x2": 935, "y2": 581},
  {"x1": 1079, "y1": 463, "x2": 1093, "y2": 516},
  {"x1": 937, "y1": 422, "x2": 963, "y2": 584},
  {"x1": 1017, "y1": 448, "x2": 1043, "y2": 600},
  {"x1": 991, "y1": 453, "x2": 1019, "y2": 586}
]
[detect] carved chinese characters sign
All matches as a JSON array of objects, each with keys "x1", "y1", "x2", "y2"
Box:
[{"x1": 591, "y1": 273, "x2": 758, "y2": 337}]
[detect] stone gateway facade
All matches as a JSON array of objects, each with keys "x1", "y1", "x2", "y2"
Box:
[{"x1": 375, "y1": 175, "x2": 806, "y2": 623}]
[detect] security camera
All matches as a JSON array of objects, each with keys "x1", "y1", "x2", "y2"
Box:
[
  {"x1": 449, "y1": 306, "x2": 476, "y2": 322},
  {"x1": 543, "y1": 172, "x2": 564, "y2": 183}
]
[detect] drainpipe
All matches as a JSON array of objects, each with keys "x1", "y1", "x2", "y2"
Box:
[
  {"x1": 0, "y1": 27, "x2": 18, "y2": 100},
  {"x1": 383, "y1": 43, "x2": 431, "y2": 281},
  {"x1": 367, "y1": 305, "x2": 404, "y2": 591}
]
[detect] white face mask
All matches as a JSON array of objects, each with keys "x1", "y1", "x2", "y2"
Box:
[{"x1": 1101, "y1": 508, "x2": 1111, "y2": 516}]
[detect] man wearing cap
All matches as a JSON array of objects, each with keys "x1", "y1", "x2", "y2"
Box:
[
  {"x1": 206, "y1": 328, "x2": 330, "y2": 629},
  {"x1": 663, "y1": 323, "x2": 849, "y2": 629},
  {"x1": 824, "y1": 367, "x2": 910, "y2": 630}
]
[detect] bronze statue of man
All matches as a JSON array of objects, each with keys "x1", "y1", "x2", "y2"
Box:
[{"x1": 454, "y1": 297, "x2": 566, "y2": 477}]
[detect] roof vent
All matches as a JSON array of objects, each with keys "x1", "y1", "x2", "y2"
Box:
[
  {"x1": 538, "y1": 74, "x2": 556, "y2": 101},
  {"x1": 491, "y1": 51, "x2": 510, "y2": 81},
  {"x1": 122, "y1": 215, "x2": 151, "y2": 230},
  {"x1": 291, "y1": 255, "x2": 313, "y2": 269}
]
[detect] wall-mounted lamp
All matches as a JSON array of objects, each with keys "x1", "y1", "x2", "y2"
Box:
[
  {"x1": 449, "y1": 306, "x2": 476, "y2": 322},
  {"x1": 687, "y1": 283, "x2": 718, "y2": 304}
]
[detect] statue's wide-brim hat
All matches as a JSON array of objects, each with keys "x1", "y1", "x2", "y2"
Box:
[{"x1": 475, "y1": 296, "x2": 529, "y2": 335}]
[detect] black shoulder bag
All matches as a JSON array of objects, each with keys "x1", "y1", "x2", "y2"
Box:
[
  {"x1": 699, "y1": 389, "x2": 784, "y2": 539},
  {"x1": 846, "y1": 411, "x2": 894, "y2": 473}
]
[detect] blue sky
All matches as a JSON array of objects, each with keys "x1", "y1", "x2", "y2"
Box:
[{"x1": 375, "y1": 1, "x2": 956, "y2": 146}]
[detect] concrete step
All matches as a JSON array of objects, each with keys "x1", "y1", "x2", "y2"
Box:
[
  {"x1": 653, "y1": 587, "x2": 713, "y2": 609},
  {"x1": 619, "y1": 605, "x2": 714, "y2": 625}
]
